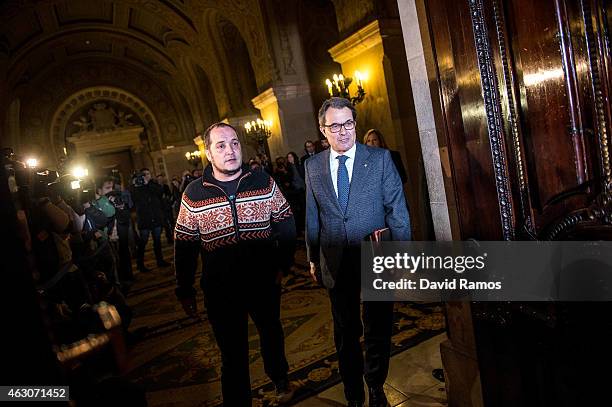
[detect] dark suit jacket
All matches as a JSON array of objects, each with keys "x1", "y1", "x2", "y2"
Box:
[
  {"x1": 300, "y1": 153, "x2": 315, "y2": 166},
  {"x1": 390, "y1": 150, "x2": 408, "y2": 184},
  {"x1": 305, "y1": 142, "x2": 411, "y2": 288}
]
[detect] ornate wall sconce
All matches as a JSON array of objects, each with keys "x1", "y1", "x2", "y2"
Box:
[
  {"x1": 185, "y1": 150, "x2": 202, "y2": 167},
  {"x1": 325, "y1": 71, "x2": 367, "y2": 105}
]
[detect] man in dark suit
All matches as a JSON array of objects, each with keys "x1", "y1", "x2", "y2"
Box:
[
  {"x1": 305, "y1": 97, "x2": 411, "y2": 407},
  {"x1": 300, "y1": 140, "x2": 317, "y2": 165}
]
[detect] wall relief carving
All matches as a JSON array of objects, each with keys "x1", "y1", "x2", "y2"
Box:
[{"x1": 70, "y1": 101, "x2": 138, "y2": 135}]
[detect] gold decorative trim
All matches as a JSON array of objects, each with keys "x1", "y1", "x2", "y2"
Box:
[
  {"x1": 251, "y1": 85, "x2": 311, "y2": 110},
  {"x1": 329, "y1": 20, "x2": 382, "y2": 63},
  {"x1": 328, "y1": 19, "x2": 402, "y2": 64},
  {"x1": 252, "y1": 87, "x2": 277, "y2": 110}
]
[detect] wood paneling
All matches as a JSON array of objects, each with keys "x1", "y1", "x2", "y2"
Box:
[
  {"x1": 428, "y1": 0, "x2": 612, "y2": 241},
  {"x1": 425, "y1": 0, "x2": 612, "y2": 405},
  {"x1": 427, "y1": 0, "x2": 504, "y2": 240}
]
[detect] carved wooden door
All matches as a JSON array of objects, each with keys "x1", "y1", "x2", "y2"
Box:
[
  {"x1": 428, "y1": 0, "x2": 612, "y2": 241},
  {"x1": 424, "y1": 0, "x2": 612, "y2": 405}
]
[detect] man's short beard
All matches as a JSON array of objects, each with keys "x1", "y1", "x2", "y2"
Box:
[{"x1": 213, "y1": 162, "x2": 241, "y2": 176}]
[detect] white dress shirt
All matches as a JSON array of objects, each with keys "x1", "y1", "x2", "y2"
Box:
[{"x1": 329, "y1": 143, "x2": 357, "y2": 198}]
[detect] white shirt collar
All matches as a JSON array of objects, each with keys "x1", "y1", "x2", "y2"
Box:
[{"x1": 329, "y1": 143, "x2": 357, "y2": 162}]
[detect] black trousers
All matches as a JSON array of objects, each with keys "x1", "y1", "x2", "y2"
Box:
[
  {"x1": 329, "y1": 254, "x2": 395, "y2": 402},
  {"x1": 204, "y1": 279, "x2": 289, "y2": 406},
  {"x1": 162, "y1": 206, "x2": 174, "y2": 242},
  {"x1": 137, "y1": 226, "x2": 163, "y2": 267}
]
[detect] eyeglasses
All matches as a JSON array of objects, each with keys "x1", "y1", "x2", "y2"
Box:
[{"x1": 322, "y1": 119, "x2": 356, "y2": 133}]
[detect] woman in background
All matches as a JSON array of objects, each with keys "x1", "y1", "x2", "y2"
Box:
[
  {"x1": 285, "y1": 151, "x2": 306, "y2": 233},
  {"x1": 363, "y1": 128, "x2": 408, "y2": 184}
]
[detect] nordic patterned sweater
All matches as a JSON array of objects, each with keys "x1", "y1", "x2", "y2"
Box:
[{"x1": 174, "y1": 164, "x2": 296, "y2": 299}]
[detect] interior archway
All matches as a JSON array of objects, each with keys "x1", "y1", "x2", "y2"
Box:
[{"x1": 50, "y1": 86, "x2": 163, "y2": 164}]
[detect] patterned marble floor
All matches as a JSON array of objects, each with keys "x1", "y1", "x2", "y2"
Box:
[
  {"x1": 126, "y1": 239, "x2": 448, "y2": 406},
  {"x1": 294, "y1": 334, "x2": 448, "y2": 407}
]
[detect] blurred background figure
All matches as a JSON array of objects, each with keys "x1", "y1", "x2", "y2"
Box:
[
  {"x1": 156, "y1": 174, "x2": 175, "y2": 244},
  {"x1": 300, "y1": 140, "x2": 316, "y2": 165},
  {"x1": 132, "y1": 168, "x2": 170, "y2": 272},
  {"x1": 363, "y1": 128, "x2": 408, "y2": 184},
  {"x1": 285, "y1": 152, "x2": 305, "y2": 233}
]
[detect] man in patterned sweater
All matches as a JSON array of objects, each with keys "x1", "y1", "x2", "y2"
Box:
[{"x1": 174, "y1": 122, "x2": 296, "y2": 406}]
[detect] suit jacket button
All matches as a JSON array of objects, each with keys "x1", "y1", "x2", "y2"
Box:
[{"x1": 344, "y1": 217, "x2": 348, "y2": 222}]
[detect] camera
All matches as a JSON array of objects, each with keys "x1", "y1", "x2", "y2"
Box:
[
  {"x1": 106, "y1": 189, "x2": 124, "y2": 208},
  {"x1": 48, "y1": 174, "x2": 96, "y2": 214},
  {"x1": 132, "y1": 171, "x2": 145, "y2": 187}
]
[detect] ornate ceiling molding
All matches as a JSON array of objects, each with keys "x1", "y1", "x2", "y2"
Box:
[
  {"x1": 197, "y1": 1, "x2": 276, "y2": 90},
  {"x1": 252, "y1": 87, "x2": 277, "y2": 110},
  {"x1": 7, "y1": 26, "x2": 178, "y2": 83},
  {"x1": 328, "y1": 19, "x2": 382, "y2": 64},
  {"x1": 67, "y1": 126, "x2": 144, "y2": 156}
]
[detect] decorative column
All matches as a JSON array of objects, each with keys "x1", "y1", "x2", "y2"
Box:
[
  {"x1": 251, "y1": 0, "x2": 319, "y2": 160},
  {"x1": 252, "y1": 86, "x2": 316, "y2": 159}
]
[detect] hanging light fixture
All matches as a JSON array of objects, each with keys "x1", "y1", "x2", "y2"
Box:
[
  {"x1": 185, "y1": 150, "x2": 202, "y2": 167},
  {"x1": 244, "y1": 118, "x2": 272, "y2": 154},
  {"x1": 324, "y1": 70, "x2": 367, "y2": 105}
]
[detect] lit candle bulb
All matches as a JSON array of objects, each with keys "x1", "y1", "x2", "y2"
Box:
[
  {"x1": 326, "y1": 79, "x2": 333, "y2": 96},
  {"x1": 355, "y1": 71, "x2": 362, "y2": 88},
  {"x1": 333, "y1": 74, "x2": 341, "y2": 92}
]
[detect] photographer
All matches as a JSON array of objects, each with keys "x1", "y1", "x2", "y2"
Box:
[
  {"x1": 93, "y1": 177, "x2": 124, "y2": 283},
  {"x1": 109, "y1": 179, "x2": 134, "y2": 289},
  {"x1": 132, "y1": 168, "x2": 170, "y2": 272}
]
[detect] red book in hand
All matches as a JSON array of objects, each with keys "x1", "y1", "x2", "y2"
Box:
[{"x1": 367, "y1": 227, "x2": 391, "y2": 242}]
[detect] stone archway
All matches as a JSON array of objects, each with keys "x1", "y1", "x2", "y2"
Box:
[{"x1": 49, "y1": 86, "x2": 163, "y2": 163}]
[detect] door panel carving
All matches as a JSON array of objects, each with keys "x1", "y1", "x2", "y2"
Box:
[
  {"x1": 425, "y1": 0, "x2": 612, "y2": 405},
  {"x1": 428, "y1": 0, "x2": 612, "y2": 241}
]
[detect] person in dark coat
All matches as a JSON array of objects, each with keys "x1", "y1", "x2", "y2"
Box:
[
  {"x1": 132, "y1": 168, "x2": 170, "y2": 272},
  {"x1": 156, "y1": 174, "x2": 175, "y2": 244},
  {"x1": 286, "y1": 151, "x2": 306, "y2": 233},
  {"x1": 363, "y1": 129, "x2": 408, "y2": 184},
  {"x1": 287, "y1": 151, "x2": 305, "y2": 181},
  {"x1": 300, "y1": 140, "x2": 317, "y2": 165}
]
